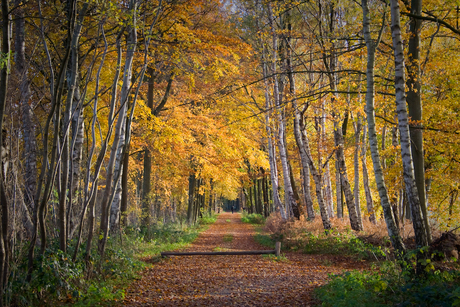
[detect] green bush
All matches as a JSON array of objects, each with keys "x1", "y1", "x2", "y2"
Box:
[
  {"x1": 316, "y1": 259, "x2": 460, "y2": 307},
  {"x1": 254, "y1": 233, "x2": 276, "y2": 248},
  {"x1": 199, "y1": 215, "x2": 217, "y2": 225},
  {"x1": 316, "y1": 270, "x2": 390, "y2": 307},
  {"x1": 241, "y1": 213, "x2": 266, "y2": 225}
]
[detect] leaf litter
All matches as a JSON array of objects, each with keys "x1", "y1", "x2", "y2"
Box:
[{"x1": 123, "y1": 212, "x2": 369, "y2": 306}]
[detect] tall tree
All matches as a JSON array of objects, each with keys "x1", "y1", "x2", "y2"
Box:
[
  {"x1": 406, "y1": 0, "x2": 432, "y2": 243},
  {"x1": 0, "y1": 0, "x2": 10, "y2": 300},
  {"x1": 362, "y1": 0, "x2": 404, "y2": 252},
  {"x1": 390, "y1": 0, "x2": 428, "y2": 249}
]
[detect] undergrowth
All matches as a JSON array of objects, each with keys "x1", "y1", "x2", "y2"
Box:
[
  {"x1": 261, "y1": 212, "x2": 390, "y2": 260},
  {"x1": 316, "y1": 258, "x2": 460, "y2": 307},
  {"x1": 8, "y1": 214, "x2": 216, "y2": 306},
  {"x1": 258, "y1": 212, "x2": 460, "y2": 306},
  {"x1": 241, "y1": 213, "x2": 266, "y2": 225}
]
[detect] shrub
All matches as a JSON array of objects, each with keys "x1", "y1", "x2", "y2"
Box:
[
  {"x1": 316, "y1": 257, "x2": 460, "y2": 307},
  {"x1": 241, "y1": 213, "x2": 266, "y2": 225},
  {"x1": 199, "y1": 214, "x2": 218, "y2": 225},
  {"x1": 8, "y1": 222, "x2": 205, "y2": 306}
]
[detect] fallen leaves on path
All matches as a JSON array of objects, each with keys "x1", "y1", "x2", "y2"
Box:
[{"x1": 124, "y1": 212, "x2": 369, "y2": 306}]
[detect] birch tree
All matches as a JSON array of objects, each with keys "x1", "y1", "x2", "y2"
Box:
[
  {"x1": 390, "y1": 0, "x2": 428, "y2": 249},
  {"x1": 362, "y1": 0, "x2": 404, "y2": 252}
]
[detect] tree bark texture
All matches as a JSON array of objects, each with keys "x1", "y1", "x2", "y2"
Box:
[
  {"x1": 300, "y1": 117, "x2": 332, "y2": 229},
  {"x1": 14, "y1": 0, "x2": 37, "y2": 232},
  {"x1": 406, "y1": 0, "x2": 431, "y2": 243},
  {"x1": 390, "y1": 0, "x2": 428, "y2": 249},
  {"x1": 362, "y1": 0, "x2": 405, "y2": 252}
]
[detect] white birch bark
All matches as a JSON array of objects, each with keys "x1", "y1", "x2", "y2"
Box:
[
  {"x1": 262, "y1": 48, "x2": 285, "y2": 220},
  {"x1": 390, "y1": 0, "x2": 428, "y2": 248},
  {"x1": 300, "y1": 117, "x2": 332, "y2": 229},
  {"x1": 267, "y1": 3, "x2": 291, "y2": 219},
  {"x1": 293, "y1": 104, "x2": 315, "y2": 219},
  {"x1": 362, "y1": 0, "x2": 404, "y2": 251},
  {"x1": 322, "y1": 104, "x2": 335, "y2": 218},
  {"x1": 110, "y1": 3, "x2": 138, "y2": 230}
]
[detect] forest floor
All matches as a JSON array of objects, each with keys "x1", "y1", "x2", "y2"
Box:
[{"x1": 123, "y1": 212, "x2": 370, "y2": 306}]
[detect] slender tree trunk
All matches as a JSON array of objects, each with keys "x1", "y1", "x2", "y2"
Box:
[
  {"x1": 73, "y1": 22, "x2": 113, "y2": 262},
  {"x1": 109, "y1": 0, "x2": 138, "y2": 231},
  {"x1": 363, "y1": 0, "x2": 405, "y2": 252},
  {"x1": 261, "y1": 45, "x2": 285, "y2": 219},
  {"x1": 390, "y1": 0, "x2": 428, "y2": 249},
  {"x1": 300, "y1": 117, "x2": 331, "y2": 229},
  {"x1": 406, "y1": 0, "x2": 431, "y2": 243},
  {"x1": 59, "y1": 1, "x2": 88, "y2": 253},
  {"x1": 68, "y1": 84, "x2": 84, "y2": 239},
  {"x1": 187, "y1": 173, "x2": 196, "y2": 224},
  {"x1": 120, "y1": 144, "x2": 129, "y2": 226},
  {"x1": 262, "y1": 171, "x2": 269, "y2": 217},
  {"x1": 15, "y1": 0, "x2": 37, "y2": 238},
  {"x1": 0, "y1": 0, "x2": 10, "y2": 298},
  {"x1": 322, "y1": 105, "x2": 335, "y2": 218},
  {"x1": 353, "y1": 117, "x2": 362, "y2": 225},
  {"x1": 268, "y1": 4, "x2": 296, "y2": 219},
  {"x1": 295, "y1": 107, "x2": 316, "y2": 219},
  {"x1": 334, "y1": 119, "x2": 363, "y2": 231},
  {"x1": 335, "y1": 159, "x2": 343, "y2": 218},
  {"x1": 361, "y1": 123, "x2": 376, "y2": 224}
]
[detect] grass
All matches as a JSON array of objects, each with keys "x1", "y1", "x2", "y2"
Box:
[
  {"x1": 223, "y1": 234, "x2": 233, "y2": 242},
  {"x1": 262, "y1": 253, "x2": 288, "y2": 262},
  {"x1": 241, "y1": 213, "x2": 266, "y2": 225}
]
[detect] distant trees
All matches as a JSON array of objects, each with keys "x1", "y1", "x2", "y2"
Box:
[{"x1": 233, "y1": 0, "x2": 460, "y2": 254}]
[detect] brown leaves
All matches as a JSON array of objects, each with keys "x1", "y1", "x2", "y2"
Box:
[{"x1": 124, "y1": 212, "x2": 369, "y2": 306}]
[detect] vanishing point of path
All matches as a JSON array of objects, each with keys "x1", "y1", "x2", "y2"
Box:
[{"x1": 124, "y1": 212, "x2": 368, "y2": 306}]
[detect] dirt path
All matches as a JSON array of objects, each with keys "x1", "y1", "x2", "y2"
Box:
[{"x1": 124, "y1": 212, "x2": 368, "y2": 306}]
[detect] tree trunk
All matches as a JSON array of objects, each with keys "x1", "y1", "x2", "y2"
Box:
[
  {"x1": 268, "y1": 4, "x2": 296, "y2": 219},
  {"x1": 109, "y1": 1, "x2": 138, "y2": 232},
  {"x1": 0, "y1": 0, "x2": 10, "y2": 298},
  {"x1": 353, "y1": 116, "x2": 362, "y2": 220},
  {"x1": 14, "y1": 0, "x2": 37, "y2": 238},
  {"x1": 406, "y1": 0, "x2": 431, "y2": 243},
  {"x1": 361, "y1": 123, "x2": 376, "y2": 224},
  {"x1": 363, "y1": 0, "x2": 405, "y2": 252},
  {"x1": 261, "y1": 42, "x2": 285, "y2": 219},
  {"x1": 334, "y1": 120, "x2": 363, "y2": 231},
  {"x1": 120, "y1": 144, "x2": 130, "y2": 227},
  {"x1": 322, "y1": 104, "x2": 335, "y2": 218},
  {"x1": 187, "y1": 173, "x2": 196, "y2": 224},
  {"x1": 390, "y1": 0, "x2": 428, "y2": 249},
  {"x1": 262, "y1": 172, "x2": 269, "y2": 217},
  {"x1": 335, "y1": 159, "x2": 343, "y2": 218},
  {"x1": 300, "y1": 117, "x2": 332, "y2": 230}
]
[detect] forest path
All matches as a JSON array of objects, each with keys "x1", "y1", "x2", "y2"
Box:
[{"x1": 123, "y1": 212, "x2": 367, "y2": 306}]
